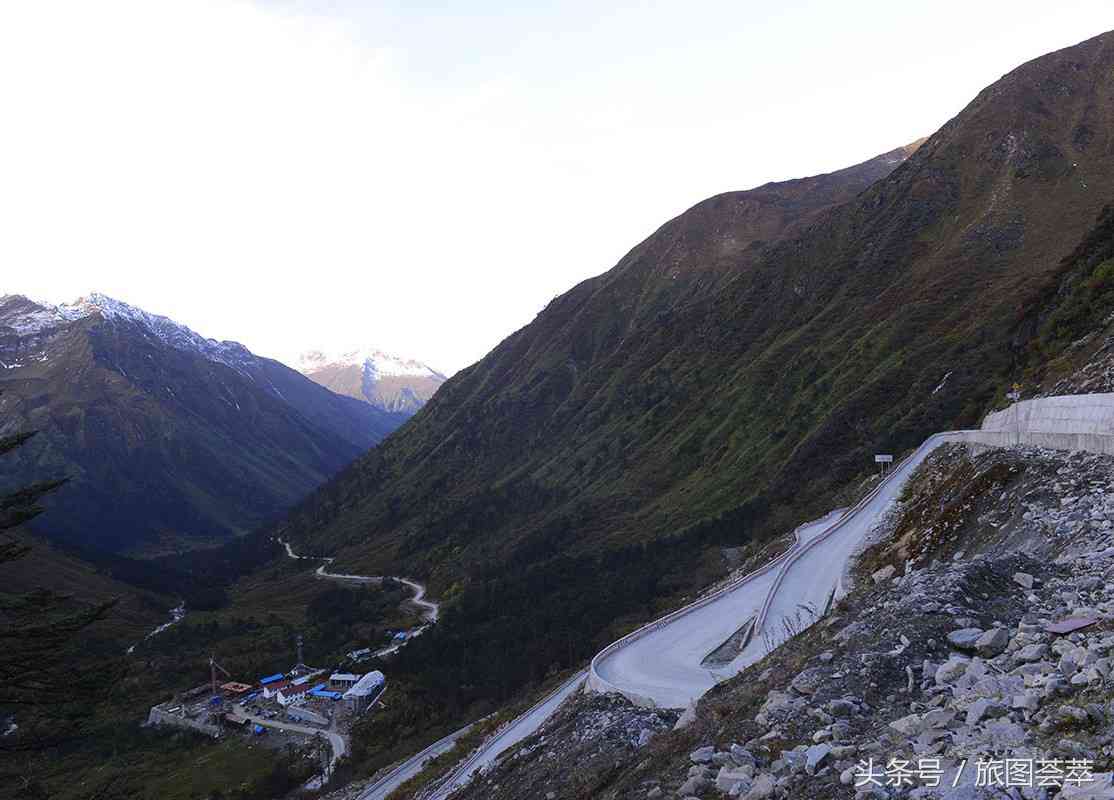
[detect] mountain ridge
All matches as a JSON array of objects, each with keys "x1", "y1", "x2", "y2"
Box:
[{"x1": 0, "y1": 293, "x2": 405, "y2": 554}]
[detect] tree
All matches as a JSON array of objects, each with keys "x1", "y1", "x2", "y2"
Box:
[{"x1": 0, "y1": 423, "x2": 120, "y2": 797}]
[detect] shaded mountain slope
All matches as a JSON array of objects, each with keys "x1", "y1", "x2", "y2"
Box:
[
  {"x1": 0, "y1": 295, "x2": 405, "y2": 554},
  {"x1": 275, "y1": 148, "x2": 931, "y2": 564},
  {"x1": 0, "y1": 528, "x2": 169, "y2": 645},
  {"x1": 281, "y1": 32, "x2": 1114, "y2": 666}
]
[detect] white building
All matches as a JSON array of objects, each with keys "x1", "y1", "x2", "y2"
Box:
[
  {"x1": 329, "y1": 673, "x2": 360, "y2": 691},
  {"x1": 342, "y1": 671, "x2": 385, "y2": 715},
  {"x1": 277, "y1": 675, "x2": 312, "y2": 707}
]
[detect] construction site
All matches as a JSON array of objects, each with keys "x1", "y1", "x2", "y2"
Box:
[{"x1": 145, "y1": 635, "x2": 386, "y2": 748}]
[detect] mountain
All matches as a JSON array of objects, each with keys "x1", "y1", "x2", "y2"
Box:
[
  {"x1": 297, "y1": 348, "x2": 446, "y2": 415},
  {"x1": 276, "y1": 139, "x2": 943, "y2": 567},
  {"x1": 269, "y1": 31, "x2": 1114, "y2": 700},
  {"x1": 0, "y1": 293, "x2": 406, "y2": 554}
]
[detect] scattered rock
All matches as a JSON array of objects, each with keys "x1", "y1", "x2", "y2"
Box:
[
  {"x1": 965, "y1": 698, "x2": 1007, "y2": 725},
  {"x1": 743, "y1": 774, "x2": 775, "y2": 799},
  {"x1": 715, "y1": 766, "x2": 753, "y2": 794},
  {"x1": 1015, "y1": 643, "x2": 1049, "y2": 663},
  {"x1": 974, "y1": 627, "x2": 1009, "y2": 657},
  {"x1": 946, "y1": 627, "x2": 984, "y2": 651},
  {"x1": 936, "y1": 656, "x2": 970, "y2": 685},
  {"x1": 805, "y1": 743, "x2": 831, "y2": 774},
  {"x1": 690, "y1": 746, "x2": 715, "y2": 764}
]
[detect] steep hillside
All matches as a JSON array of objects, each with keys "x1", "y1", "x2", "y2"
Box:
[
  {"x1": 275, "y1": 31, "x2": 1114, "y2": 704},
  {"x1": 0, "y1": 294, "x2": 405, "y2": 554},
  {"x1": 298, "y1": 348, "x2": 446, "y2": 415},
  {"x1": 450, "y1": 443, "x2": 1114, "y2": 800},
  {"x1": 283, "y1": 141, "x2": 927, "y2": 556},
  {"x1": 0, "y1": 529, "x2": 169, "y2": 647}
]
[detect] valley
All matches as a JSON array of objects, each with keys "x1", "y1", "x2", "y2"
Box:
[{"x1": 7, "y1": 19, "x2": 1114, "y2": 800}]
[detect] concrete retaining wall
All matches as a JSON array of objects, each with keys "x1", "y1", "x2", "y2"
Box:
[
  {"x1": 982, "y1": 393, "x2": 1114, "y2": 436},
  {"x1": 146, "y1": 707, "x2": 221, "y2": 738},
  {"x1": 968, "y1": 429, "x2": 1114, "y2": 456}
]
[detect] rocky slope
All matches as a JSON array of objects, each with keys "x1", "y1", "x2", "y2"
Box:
[
  {"x1": 0, "y1": 294, "x2": 405, "y2": 554},
  {"x1": 452, "y1": 442, "x2": 1114, "y2": 800},
  {"x1": 297, "y1": 348, "x2": 446, "y2": 415}
]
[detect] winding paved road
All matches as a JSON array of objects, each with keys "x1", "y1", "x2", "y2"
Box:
[
  {"x1": 357, "y1": 723, "x2": 475, "y2": 800},
  {"x1": 427, "y1": 672, "x2": 587, "y2": 800},
  {"x1": 590, "y1": 508, "x2": 845, "y2": 709},
  {"x1": 278, "y1": 539, "x2": 439, "y2": 623},
  {"x1": 589, "y1": 432, "x2": 983, "y2": 709}
]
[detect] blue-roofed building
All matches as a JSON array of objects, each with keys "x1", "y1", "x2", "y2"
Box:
[
  {"x1": 308, "y1": 687, "x2": 343, "y2": 700},
  {"x1": 259, "y1": 673, "x2": 284, "y2": 686}
]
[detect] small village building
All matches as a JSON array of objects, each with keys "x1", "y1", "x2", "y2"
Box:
[
  {"x1": 309, "y1": 685, "x2": 344, "y2": 701},
  {"x1": 261, "y1": 680, "x2": 290, "y2": 700},
  {"x1": 329, "y1": 673, "x2": 359, "y2": 691}
]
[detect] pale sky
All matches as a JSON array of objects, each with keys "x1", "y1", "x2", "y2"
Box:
[{"x1": 1, "y1": 2, "x2": 1111, "y2": 374}]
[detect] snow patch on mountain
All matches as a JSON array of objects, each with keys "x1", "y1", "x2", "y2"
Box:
[
  {"x1": 0, "y1": 295, "x2": 78, "y2": 335},
  {"x1": 298, "y1": 347, "x2": 444, "y2": 380},
  {"x1": 0, "y1": 293, "x2": 257, "y2": 373}
]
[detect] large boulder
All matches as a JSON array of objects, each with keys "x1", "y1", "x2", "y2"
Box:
[
  {"x1": 743, "y1": 774, "x2": 776, "y2": 800},
  {"x1": 1059, "y1": 773, "x2": 1114, "y2": 799},
  {"x1": 1015, "y1": 643, "x2": 1049, "y2": 663},
  {"x1": 790, "y1": 668, "x2": 826, "y2": 695},
  {"x1": 947, "y1": 628, "x2": 985, "y2": 652},
  {"x1": 974, "y1": 628, "x2": 1009, "y2": 657},
  {"x1": 936, "y1": 656, "x2": 970, "y2": 685},
  {"x1": 715, "y1": 766, "x2": 753, "y2": 794},
  {"x1": 889, "y1": 713, "x2": 924, "y2": 736},
  {"x1": 966, "y1": 698, "x2": 1007, "y2": 725},
  {"x1": 805, "y1": 743, "x2": 832, "y2": 774},
  {"x1": 690, "y1": 745, "x2": 715, "y2": 764}
]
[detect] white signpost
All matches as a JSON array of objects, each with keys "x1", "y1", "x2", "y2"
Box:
[{"x1": 874, "y1": 453, "x2": 894, "y2": 477}]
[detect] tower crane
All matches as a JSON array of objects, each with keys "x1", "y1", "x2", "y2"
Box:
[{"x1": 210, "y1": 654, "x2": 232, "y2": 707}]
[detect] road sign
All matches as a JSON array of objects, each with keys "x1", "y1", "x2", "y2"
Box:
[{"x1": 874, "y1": 454, "x2": 893, "y2": 463}]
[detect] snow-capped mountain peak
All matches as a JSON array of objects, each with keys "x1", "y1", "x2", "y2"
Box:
[
  {"x1": 296, "y1": 346, "x2": 446, "y2": 414},
  {"x1": 0, "y1": 293, "x2": 255, "y2": 372},
  {"x1": 298, "y1": 347, "x2": 444, "y2": 380}
]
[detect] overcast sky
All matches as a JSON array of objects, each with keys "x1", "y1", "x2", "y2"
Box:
[{"x1": 1, "y1": 2, "x2": 1111, "y2": 374}]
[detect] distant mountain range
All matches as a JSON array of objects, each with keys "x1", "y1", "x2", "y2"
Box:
[
  {"x1": 297, "y1": 347, "x2": 446, "y2": 415},
  {"x1": 0, "y1": 293, "x2": 407, "y2": 555}
]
